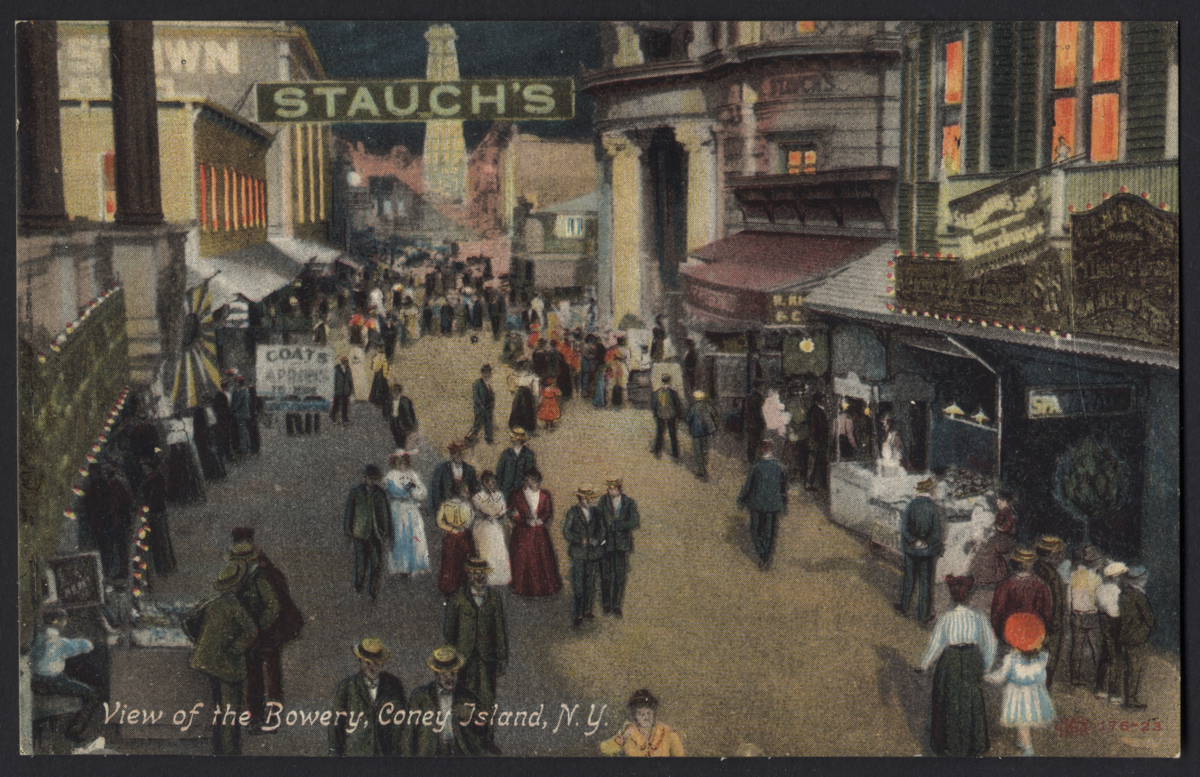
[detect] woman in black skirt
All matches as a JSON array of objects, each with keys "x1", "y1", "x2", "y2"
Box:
[
  {"x1": 165, "y1": 415, "x2": 205, "y2": 503},
  {"x1": 507, "y1": 358, "x2": 540, "y2": 432},
  {"x1": 191, "y1": 405, "x2": 226, "y2": 480}
]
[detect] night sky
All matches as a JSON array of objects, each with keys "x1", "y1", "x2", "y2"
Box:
[{"x1": 298, "y1": 21, "x2": 604, "y2": 153}]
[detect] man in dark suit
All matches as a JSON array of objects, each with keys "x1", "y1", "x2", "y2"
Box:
[
  {"x1": 429, "y1": 441, "x2": 480, "y2": 515},
  {"x1": 328, "y1": 638, "x2": 407, "y2": 756},
  {"x1": 805, "y1": 394, "x2": 830, "y2": 491},
  {"x1": 443, "y1": 557, "x2": 508, "y2": 755},
  {"x1": 331, "y1": 356, "x2": 354, "y2": 425},
  {"x1": 230, "y1": 375, "x2": 253, "y2": 455},
  {"x1": 495, "y1": 428, "x2": 536, "y2": 500},
  {"x1": 896, "y1": 481, "x2": 945, "y2": 624},
  {"x1": 564, "y1": 488, "x2": 606, "y2": 627},
  {"x1": 652, "y1": 374, "x2": 684, "y2": 460},
  {"x1": 343, "y1": 464, "x2": 392, "y2": 600},
  {"x1": 401, "y1": 646, "x2": 487, "y2": 756},
  {"x1": 487, "y1": 290, "x2": 506, "y2": 340},
  {"x1": 1032, "y1": 535, "x2": 1069, "y2": 690},
  {"x1": 737, "y1": 440, "x2": 787, "y2": 570},
  {"x1": 1118, "y1": 566, "x2": 1155, "y2": 709},
  {"x1": 387, "y1": 382, "x2": 417, "y2": 449},
  {"x1": 744, "y1": 380, "x2": 766, "y2": 463},
  {"x1": 467, "y1": 365, "x2": 496, "y2": 445},
  {"x1": 599, "y1": 478, "x2": 641, "y2": 616}
]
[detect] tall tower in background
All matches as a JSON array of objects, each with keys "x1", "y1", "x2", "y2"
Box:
[{"x1": 423, "y1": 24, "x2": 467, "y2": 202}]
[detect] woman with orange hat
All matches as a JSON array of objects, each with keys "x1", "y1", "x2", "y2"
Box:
[{"x1": 986, "y1": 612, "x2": 1056, "y2": 756}]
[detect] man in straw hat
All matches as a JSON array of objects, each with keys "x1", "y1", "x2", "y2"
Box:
[
  {"x1": 401, "y1": 646, "x2": 486, "y2": 756},
  {"x1": 430, "y1": 440, "x2": 480, "y2": 516},
  {"x1": 684, "y1": 390, "x2": 720, "y2": 479},
  {"x1": 600, "y1": 477, "x2": 641, "y2": 615},
  {"x1": 443, "y1": 557, "x2": 509, "y2": 754},
  {"x1": 189, "y1": 561, "x2": 258, "y2": 755},
  {"x1": 343, "y1": 464, "x2": 393, "y2": 601},
  {"x1": 895, "y1": 479, "x2": 945, "y2": 624},
  {"x1": 1094, "y1": 561, "x2": 1126, "y2": 703},
  {"x1": 328, "y1": 638, "x2": 407, "y2": 756},
  {"x1": 495, "y1": 427, "x2": 537, "y2": 501},
  {"x1": 1031, "y1": 535, "x2": 1068, "y2": 689},
  {"x1": 989, "y1": 548, "x2": 1052, "y2": 642},
  {"x1": 1068, "y1": 544, "x2": 1105, "y2": 685},
  {"x1": 564, "y1": 487, "x2": 606, "y2": 627},
  {"x1": 737, "y1": 440, "x2": 788, "y2": 571},
  {"x1": 651, "y1": 374, "x2": 684, "y2": 460}
]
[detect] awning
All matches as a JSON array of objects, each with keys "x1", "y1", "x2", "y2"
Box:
[
  {"x1": 186, "y1": 241, "x2": 306, "y2": 310},
  {"x1": 682, "y1": 231, "x2": 884, "y2": 329}
]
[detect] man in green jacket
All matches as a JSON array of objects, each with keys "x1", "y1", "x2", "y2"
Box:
[
  {"x1": 227, "y1": 540, "x2": 280, "y2": 729},
  {"x1": 344, "y1": 464, "x2": 393, "y2": 600},
  {"x1": 443, "y1": 558, "x2": 508, "y2": 754},
  {"x1": 328, "y1": 638, "x2": 407, "y2": 756},
  {"x1": 599, "y1": 478, "x2": 640, "y2": 617},
  {"x1": 652, "y1": 374, "x2": 683, "y2": 459},
  {"x1": 564, "y1": 487, "x2": 606, "y2": 627},
  {"x1": 401, "y1": 646, "x2": 487, "y2": 756},
  {"x1": 190, "y1": 562, "x2": 258, "y2": 755},
  {"x1": 1118, "y1": 566, "x2": 1155, "y2": 709}
]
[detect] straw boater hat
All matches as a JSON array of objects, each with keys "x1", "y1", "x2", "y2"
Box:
[
  {"x1": 463, "y1": 556, "x2": 493, "y2": 574},
  {"x1": 227, "y1": 541, "x2": 256, "y2": 562},
  {"x1": 354, "y1": 637, "x2": 391, "y2": 664},
  {"x1": 427, "y1": 645, "x2": 464, "y2": 674},
  {"x1": 1103, "y1": 561, "x2": 1129, "y2": 578},
  {"x1": 605, "y1": 477, "x2": 623, "y2": 489},
  {"x1": 213, "y1": 561, "x2": 246, "y2": 593},
  {"x1": 693, "y1": 390, "x2": 707, "y2": 400},
  {"x1": 1009, "y1": 547, "x2": 1038, "y2": 566},
  {"x1": 1035, "y1": 535, "x2": 1065, "y2": 554},
  {"x1": 575, "y1": 487, "x2": 598, "y2": 499},
  {"x1": 1004, "y1": 612, "x2": 1046, "y2": 652},
  {"x1": 509, "y1": 427, "x2": 528, "y2": 441}
]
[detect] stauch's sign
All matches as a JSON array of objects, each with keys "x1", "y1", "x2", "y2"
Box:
[
  {"x1": 256, "y1": 78, "x2": 574, "y2": 123},
  {"x1": 947, "y1": 172, "x2": 1049, "y2": 265}
]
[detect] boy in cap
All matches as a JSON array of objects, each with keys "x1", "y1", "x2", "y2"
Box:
[
  {"x1": 564, "y1": 487, "x2": 606, "y2": 627},
  {"x1": 189, "y1": 562, "x2": 258, "y2": 754},
  {"x1": 328, "y1": 638, "x2": 407, "y2": 755},
  {"x1": 343, "y1": 464, "x2": 393, "y2": 600},
  {"x1": 401, "y1": 646, "x2": 486, "y2": 756},
  {"x1": 443, "y1": 557, "x2": 508, "y2": 754},
  {"x1": 684, "y1": 390, "x2": 720, "y2": 479},
  {"x1": 1032, "y1": 535, "x2": 1068, "y2": 689}
]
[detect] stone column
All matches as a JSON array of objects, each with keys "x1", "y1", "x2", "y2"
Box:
[
  {"x1": 109, "y1": 21, "x2": 163, "y2": 226},
  {"x1": 602, "y1": 133, "x2": 645, "y2": 327},
  {"x1": 675, "y1": 122, "x2": 718, "y2": 253},
  {"x1": 16, "y1": 21, "x2": 68, "y2": 230}
]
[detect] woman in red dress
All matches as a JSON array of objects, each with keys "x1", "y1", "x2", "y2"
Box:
[
  {"x1": 436, "y1": 480, "x2": 477, "y2": 594},
  {"x1": 537, "y1": 378, "x2": 562, "y2": 430},
  {"x1": 507, "y1": 468, "x2": 563, "y2": 597}
]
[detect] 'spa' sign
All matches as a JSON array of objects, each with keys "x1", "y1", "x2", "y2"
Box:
[{"x1": 256, "y1": 79, "x2": 574, "y2": 123}]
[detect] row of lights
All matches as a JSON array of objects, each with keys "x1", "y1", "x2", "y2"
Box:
[{"x1": 37, "y1": 283, "x2": 122, "y2": 363}]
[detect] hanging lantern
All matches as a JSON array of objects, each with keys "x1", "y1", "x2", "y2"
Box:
[
  {"x1": 943, "y1": 402, "x2": 965, "y2": 417},
  {"x1": 972, "y1": 409, "x2": 990, "y2": 425}
]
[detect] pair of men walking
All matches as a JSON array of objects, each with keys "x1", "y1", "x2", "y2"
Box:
[{"x1": 562, "y1": 479, "x2": 641, "y2": 625}]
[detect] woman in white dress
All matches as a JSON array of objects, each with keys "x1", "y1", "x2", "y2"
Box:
[
  {"x1": 384, "y1": 450, "x2": 430, "y2": 577},
  {"x1": 471, "y1": 470, "x2": 512, "y2": 585}
]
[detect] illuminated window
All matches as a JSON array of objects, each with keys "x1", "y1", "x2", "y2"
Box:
[
  {"x1": 737, "y1": 22, "x2": 761, "y2": 45},
  {"x1": 944, "y1": 40, "x2": 963, "y2": 104},
  {"x1": 1093, "y1": 22, "x2": 1121, "y2": 83},
  {"x1": 1055, "y1": 22, "x2": 1078, "y2": 89},
  {"x1": 942, "y1": 124, "x2": 962, "y2": 175},
  {"x1": 797, "y1": 22, "x2": 816, "y2": 34},
  {"x1": 784, "y1": 146, "x2": 817, "y2": 174},
  {"x1": 1091, "y1": 93, "x2": 1119, "y2": 162},
  {"x1": 1053, "y1": 98, "x2": 1076, "y2": 160},
  {"x1": 101, "y1": 151, "x2": 116, "y2": 221}
]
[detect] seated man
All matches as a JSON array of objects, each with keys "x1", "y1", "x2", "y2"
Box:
[{"x1": 30, "y1": 608, "x2": 101, "y2": 743}]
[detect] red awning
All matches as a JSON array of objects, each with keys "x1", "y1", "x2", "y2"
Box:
[{"x1": 683, "y1": 231, "x2": 883, "y2": 327}]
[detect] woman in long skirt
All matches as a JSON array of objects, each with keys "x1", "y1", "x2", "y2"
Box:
[
  {"x1": 384, "y1": 451, "x2": 429, "y2": 577},
  {"x1": 918, "y1": 575, "x2": 996, "y2": 756},
  {"x1": 507, "y1": 469, "x2": 563, "y2": 597},
  {"x1": 508, "y1": 360, "x2": 540, "y2": 432},
  {"x1": 471, "y1": 471, "x2": 512, "y2": 586},
  {"x1": 436, "y1": 480, "x2": 477, "y2": 594},
  {"x1": 191, "y1": 405, "x2": 226, "y2": 480},
  {"x1": 164, "y1": 416, "x2": 205, "y2": 503},
  {"x1": 369, "y1": 352, "x2": 391, "y2": 419},
  {"x1": 986, "y1": 613, "x2": 1055, "y2": 756}
]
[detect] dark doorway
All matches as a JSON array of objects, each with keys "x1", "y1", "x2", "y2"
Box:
[{"x1": 648, "y1": 128, "x2": 688, "y2": 292}]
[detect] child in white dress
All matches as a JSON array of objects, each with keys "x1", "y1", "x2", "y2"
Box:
[{"x1": 986, "y1": 612, "x2": 1055, "y2": 756}]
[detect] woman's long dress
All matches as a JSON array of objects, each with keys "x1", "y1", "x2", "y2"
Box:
[
  {"x1": 164, "y1": 421, "x2": 205, "y2": 504},
  {"x1": 931, "y1": 648, "x2": 989, "y2": 755},
  {"x1": 509, "y1": 373, "x2": 539, "y2": 431},
  {"x1": 192, "y1": 407, "x2": 226, "y2": 480},
  {"x1": 384, "y1": 469, "x2": 430, "y2": 575},
  {"x1": 437, "y1": 498, "x2": 477, "y2": 594},
  {"x1": 507, "y1": 488, "x2": 563, "y2": 597},
  {"x1": 472, "y1": 490, "x2": 512, "y2": 586}
]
